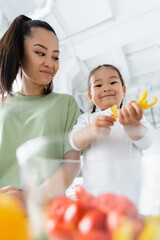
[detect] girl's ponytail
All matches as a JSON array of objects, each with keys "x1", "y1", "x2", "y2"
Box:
[{"x1": 0, "y1": 15, "x2": 31, "y2": 97}]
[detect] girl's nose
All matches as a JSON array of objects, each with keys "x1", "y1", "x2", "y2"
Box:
[{"x1": 103, "y1": 86, "x2": 110, "y2": 92}]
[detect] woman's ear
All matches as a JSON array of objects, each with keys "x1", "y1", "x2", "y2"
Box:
[
  {"x1": 123, "y1": 85, "x2": 126, "y2": 97},
  {"x1": 88, "y1": 92, "x2": 93, "y2": 103}
]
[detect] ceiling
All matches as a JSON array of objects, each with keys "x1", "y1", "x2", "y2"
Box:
[{"x1": 0, "y1": 0, "x2": 160, "y2": 127}]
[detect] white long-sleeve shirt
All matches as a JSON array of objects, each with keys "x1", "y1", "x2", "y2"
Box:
[{"x1": 69, "y1": 108, "x2": 153, "y2": 206}]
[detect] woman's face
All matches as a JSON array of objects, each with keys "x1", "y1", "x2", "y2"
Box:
[
  {"x1": 21, "y1": 27, "x2": 59, "y2": 93},
  {"x1": 88, "y1": 67, "x2": 126, "y2": 110}
]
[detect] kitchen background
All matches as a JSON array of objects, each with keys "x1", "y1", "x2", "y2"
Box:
[
  {"x1": 0, "y1": 0, "x2": 160, "y2": 128},
  {"x1": 0, "y1": 0, "x2": 160, "y2": 214}
]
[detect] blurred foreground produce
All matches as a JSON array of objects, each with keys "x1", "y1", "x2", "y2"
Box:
[
  {"x1": 0, "y1": 194, "x2": 31, "y2": 240},
  {"x1": 46, "y1": 185, "x2": 160, "y2": 240}
]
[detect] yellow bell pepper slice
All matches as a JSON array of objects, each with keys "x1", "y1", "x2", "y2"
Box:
[
  {"x1": 110, "y1": 105, "x2": 118, "y2": 118},
  {"x1": 136, "y1": 90, "x2": 157, "y2": 109},
  {"x1": 138, "y1": 216, "x2": 160, "y2": 240},
  {"x1": 113, "y1": 221, "x2": 133, "y2": 240},
  {"x1": 137, "y1": 90, "x2": 148, "y2": 105},
  {"x1": 110, "y1": 90, "x2": 157, "y2": 118}
]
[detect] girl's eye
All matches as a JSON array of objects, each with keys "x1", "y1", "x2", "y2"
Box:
[
  {"x1": 52, "y1": 57, "x2": 59, "y2": 61},
  {"x1": 111, "y1": 81, "x2": 117, "y2": 84},
  {"x1": 36, "y1": 51, "x2": 45, "y2": 56},
  {"x1": 95, "y1": 84, "x2": 102, "y2": 87}
]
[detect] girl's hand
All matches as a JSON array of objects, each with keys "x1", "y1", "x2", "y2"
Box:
[
  {"x1": 90, "y1": 115, "x2": 116, "y2": 140},
  {"x1": 73, "y1": 115, "x2": 116, "y2": 150},
  {"x1": 118, "y1": 101, "x2": 143, "y2": 126},
  {"x1": 118, "y1": 101, "x2": 147, "y2": 140}
]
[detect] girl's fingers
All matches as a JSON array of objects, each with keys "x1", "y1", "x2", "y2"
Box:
[
  {"x1": 96, "y1": 115, "x2": 117, "y2": 121},
  {"x1": 94, "y1": 115, "x2": 116, "y2": 127},
  {"x1": 125, "y1": 103, "x2": 137, "y2": 117},
  {"x1": 131, "y1": 102, "x2": 143, "y2": 118},
  {"x1": 119, "y1": 106, "x2": 130, "y2": 121}
]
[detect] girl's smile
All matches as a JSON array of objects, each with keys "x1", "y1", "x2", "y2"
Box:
[{"x1": 100, "y1": 93, "x2": 115, "y2": 99}]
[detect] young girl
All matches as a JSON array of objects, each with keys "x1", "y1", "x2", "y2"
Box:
[
  {"x1": 0, "y1": 15, "x2": 80, "y2": 207},
  {"x1": 69, "y1": 64, "x2": 152, "y2": 206}
]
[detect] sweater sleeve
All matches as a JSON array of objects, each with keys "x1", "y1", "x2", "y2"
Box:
[
  {"x1": 69, "y1": 112, "x2": 89, "y2": 151},
  {"x1": 132, "y1": 115, "x2": 154, "y2": 150},
  {"x1": 63, "y1": 95, "x2": 81, "y2": 154}
]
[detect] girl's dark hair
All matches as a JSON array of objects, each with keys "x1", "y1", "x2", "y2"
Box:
[
  {"x1": 88, "y1": 64, "x2": 125, "y2": 113},
  {"x1": 0, "y1": 14, "x2": 57, "y2": 98}
]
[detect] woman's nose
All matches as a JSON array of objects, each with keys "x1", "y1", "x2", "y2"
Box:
[{"x1": 44, "y1": 57, "x2": 53, "y2": 68}]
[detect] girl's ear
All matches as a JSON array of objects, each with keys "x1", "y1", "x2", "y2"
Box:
[
  {"x1": 123, "y1": 85, "x2": 126, "y2": 97},
  {"x1": 88, "y1": 92, "x2": 93, "y2": 102}
]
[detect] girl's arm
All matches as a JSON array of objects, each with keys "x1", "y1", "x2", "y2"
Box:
[
  {"x1": 118, "y1": 101, "x2": 148, "y2": 141},
  {"x1": 72, "y1": 115, "x2": 116, "y2": 150}
]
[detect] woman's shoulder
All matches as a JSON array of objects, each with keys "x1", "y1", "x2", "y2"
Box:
[
  {"x1": 50, "y1": 92, "x2": 76, "y2": 101},
  {"x1": 49, "y1": 92, "x2": 80, "y2": 112}
]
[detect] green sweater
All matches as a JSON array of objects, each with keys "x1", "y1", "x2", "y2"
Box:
[{"x1": 0, "y1": 92, "x2": 80, "y2": 188}]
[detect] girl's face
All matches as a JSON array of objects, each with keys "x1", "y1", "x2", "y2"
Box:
[
  {"x1": 88, "y1": 67, "x2": 126, "y2": 110},
  {"x1": 21, "y1": 27, "x2": 59, "y2": 94}
]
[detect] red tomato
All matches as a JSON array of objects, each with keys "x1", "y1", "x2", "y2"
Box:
[
  {"x1": 96, "y1": 193, "x2": 138, "y2": 219},
  {"x1": 75, "y1": 230, "x2": 109, "y2": 240},
  {"x1": 48, "y1": 223, "x2": 76, "y2": 240},
  {"x1": 124, "y1": 216, "x2": 144, "y2": 239},
  {"x1": 47, "y1": 196, "x2": 74, "y2": 221},
  {"x1": 78, "y1": 209, "x2": 106, "y2": 234},
  {"x1": 117, "y1": 196, "x2": 139, "y2": 218},
  {"x1": 106, "y1": 210, "x2": 123, "y2": 232},
  {"x1": 75, "y1": 185, "x2": 97, "y2": 211},
  {"x1": 96, "y1": 193, "x2": 120, "y2": 214},
  {"x1": 63, "y1": 201, "x2": 85, "y2": 226},
  {"x1": 106, "y1": 211, "x2": 144, "y2": 237}
]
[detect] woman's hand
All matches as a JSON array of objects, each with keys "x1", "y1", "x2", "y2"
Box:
[
  {"x1": 0, "y1": 185, "x2": 26, "y2": 214},
  {"x1": 118, "y1": 101, "x2": 147, "y2": 140}
]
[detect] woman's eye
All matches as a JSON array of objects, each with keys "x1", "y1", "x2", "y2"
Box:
[
  {"x1": 52, "y1": 57, "x2": 59, "y2": 61},
  {"x1": 36, "y1": 52, "x2": 45, "y2": 56}
]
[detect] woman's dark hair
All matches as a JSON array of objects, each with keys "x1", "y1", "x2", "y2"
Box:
[
  {"x1": 88, "y1": 64, "x2": 125, "y2": 113},
  {"x1": 0, "y1": 14, "x2": 57, "y2": 98}
]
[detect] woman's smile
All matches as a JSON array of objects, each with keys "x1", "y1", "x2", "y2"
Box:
[{"x1": 40, "y1": 70, "x2": 53, "y2": 78}]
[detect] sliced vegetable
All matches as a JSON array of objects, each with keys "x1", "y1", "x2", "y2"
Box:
[{"x1": 136, "y1": 90, "x2": 157, "y2": 109}]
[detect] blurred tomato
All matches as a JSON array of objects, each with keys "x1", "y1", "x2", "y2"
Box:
[
  {"x1": 117, "y1": 196, "x2": 138, "y2": 218},
  {"x1": 78, "y1": 209, "x2": 106, "y2": 234},
  {"x1": 106, "y1": 211, "x2": 144, "y2": 239},
  {"x1": 75, "y1": 185, "x2": 97, "y2": 211},
  {"x1": 75, "y1": 230, "x2": 109, "y2": 240},
  {"x1": 106, "y1": 210, "x2": 122, "y2": 232},
  {"x1": 64, "y1": 201, "x2": 85, "y2": 226},
  {"x1": 48, "y1": 223, "x2": 76, "y2": 240},
  {"x1": 47, "y1": 195, "x2": 74, "y2": 221},
  {"x1": 96, "y1": 193, "x2": 120, "y2": 214},
  {"x1": 96, "y1": 193, "x2": 138, "y2": 219}
]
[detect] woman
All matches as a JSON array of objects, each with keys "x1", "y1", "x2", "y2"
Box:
[{"x1": 0, "y1": 15, "x2": 80, "y2": 207}]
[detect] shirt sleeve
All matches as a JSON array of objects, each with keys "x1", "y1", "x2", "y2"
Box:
[
  {"x1": 69, "y1": 112, "x2": 89, "y2": 151},
  {"x1": 63, "y1": 95, "x2": 81, "y2": 154},
  {"x1": 132, "y1": 115, "x2": 154, "y2": 150}
]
